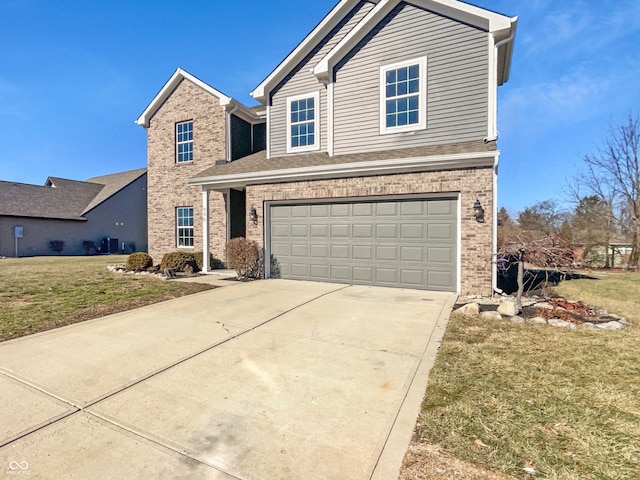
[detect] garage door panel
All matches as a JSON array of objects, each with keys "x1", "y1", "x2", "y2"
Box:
[
  {"x1": 428, "y1": 247, "x2": 453, "y2": 263},
  {"x1": 376, "y1": 246, "x2": 398, "y2": 261},
  {"x1": 353, "y1": 224, "x2": 374, "y2": 238},
  {"x1": 353, "y1": 245, "x2": 373, "y2": 260},
  {"x1": 310, "y1": 244, "x2": 328, "y2": 258},
  {"x1": 427, "y1": 224, "x2": 453, "y2": 239},
  {"x1": 270, "y1": 198, "x2": 457, "y2": 291},
  {"x1": 401, "y1": 201, "x2": 424, "y2": 215},
  {"x1": 401, "y1": 224, "x2": 424, "y2": 238},
  {"x1": 331, "y1": 265, "x2": 350, "y2": 280},
  {"x1": 353, "y1": 203, "x2": 373, "y2": 216},
  {"x1": 310, "y1": 205, "x2": 329, "y2": 217},
  {"x1": 352, "y1": 267, "x2": 374, "y2": 282},
  {"x1": 310, "y1": 224, "x2": 329, "y2": 237},
  {"x1": 401, "y1": 270, "x2": 424, "y2": 285},
  {"x1": 330, "y1": 204, "x2": 349, "y2": 216},
  {"x1": 330, "y1": 224, "x2": 349, "y2": 237},
  {"x1": 309, "y1": 264, "x2": 329, "y2": 279},
  {"x1": 291, "y1": 225, "x2": 308, "y2": 237},
  {"x1": 376, "y1": 203, "x2": 398, "y2": 216}
]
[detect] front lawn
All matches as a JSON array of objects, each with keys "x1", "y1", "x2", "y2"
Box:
[
  {"x1": 0, "y1": 255, "x2": 214, "y2": 342},
  {"x1": 401, "y1": 272, "x2": 640, "y2": 479}
]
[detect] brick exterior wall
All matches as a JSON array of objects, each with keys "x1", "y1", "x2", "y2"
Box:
[
  {"x1": 146, "y1": 78, "x2": 229, "y2": 263},
  {"x1": 245, "y1": 166, "x2": 494, "y2": 295}
]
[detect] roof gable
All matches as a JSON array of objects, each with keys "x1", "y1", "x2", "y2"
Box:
[
  {"x1": 0, "y1": 168, "x2": 147, "y2": 221},
  {"x1": 135, "y1": 68, "x2": 232, "y2": 128},
  {"x1": 252, "y1": 0, "x2": 517, "y2": 100},
  {"x1": 83, "y1": 168, "x2": 147, "y2": 214},
  {"x1": 250, "y1": 0, "x2": 366, "y2": 102}
]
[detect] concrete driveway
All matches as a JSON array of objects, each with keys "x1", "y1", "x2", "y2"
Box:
[{"x1": 0, "y1": 279, "x2": 455, "y2": 479}]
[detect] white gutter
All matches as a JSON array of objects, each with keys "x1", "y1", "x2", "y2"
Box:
[{"x1": 188, "y1": 151, "x2": 499, "y2": 189}]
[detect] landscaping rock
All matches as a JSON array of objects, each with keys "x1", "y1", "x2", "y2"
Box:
[
  {"x1": 596, "y1": 321, "x2": 624, "y2": 331},
  {"x1": 533, "y1": 302, "x2": 554, "y2": 310},
  {"x1": 548, "y1": 318, "x2": 572, "y2": 329},
  {"x1": 528, "y1": 316, "x2": 548, "y2": 325},
  {"x1": 481, "y1": 311, "x2": 503, "y2": 321},
  {"x1": 497, "y1": 300, "x2": 519, "y2": 317},
  {"x1": 580, "y1": 322, "x2": 596, "y2": 329},
  {"x1": 510, "y1": 316, "x2": 525, "y2": 324},
  {"x1": 455, "y1": 303, "x2": 480, "y2": 316}
]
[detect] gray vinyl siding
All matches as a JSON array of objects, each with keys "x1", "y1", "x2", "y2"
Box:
[
  {"x1": 269, "y1": 0, "x2": 376, "y2": 158},
  {"x1": 333, "y1": 3, "x2": 489, "y2": 154}
]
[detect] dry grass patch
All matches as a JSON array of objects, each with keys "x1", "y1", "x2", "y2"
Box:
[
  {"x1": 0, "y1": 256, "x2": 214, "y2": 341},
  {"x1": 402, "y1": 274, "x2": 640, "y2": 480}
]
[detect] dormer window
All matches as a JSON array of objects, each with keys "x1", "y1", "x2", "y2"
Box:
[
  {"x1": 380, "y1": 57, "x2": 427, "y2": 134},
  {"x1": 176, "y1": 121, "x2": 193, "y2": 163},
  {"x1": 286, "y1": 92, "x2": 320, "y2": 153}
]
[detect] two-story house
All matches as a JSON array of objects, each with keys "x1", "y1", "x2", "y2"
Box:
[{"x1": 137, "y1": 0, "x2": 517, "y2": 294}]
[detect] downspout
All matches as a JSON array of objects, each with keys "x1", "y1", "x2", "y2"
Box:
[
  {"x1": 483, "y1": 29, "x2": 517, "y2": 144},
  {"x1": 492, "y1": 154, "x2": 503, "y2": 295}
]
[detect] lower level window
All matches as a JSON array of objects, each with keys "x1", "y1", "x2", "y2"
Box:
[{"x1": 177, "y1": 207, "x2": 194, "y2": 247}]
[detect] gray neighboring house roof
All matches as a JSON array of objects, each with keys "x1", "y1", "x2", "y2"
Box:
[
  {"x1": 0, "y1": 168, "x2": 147, "y2": 221},
  {"x1": 189, "y1": 140, "x2": 497, "y2": 188}
]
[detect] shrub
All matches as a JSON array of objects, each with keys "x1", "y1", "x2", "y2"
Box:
[
  {"x1": 225, "y1": 238, "x2": 260, "y2": 278},
  {"x1": 126, "y1": 252, "x2": 153, "y2": 272},
  {"x1": 194, "y1": 252, "x2": 225, "y2": 270},
  {"x1": 160, "y1": 252, "x2": 200, "y2": 273}
]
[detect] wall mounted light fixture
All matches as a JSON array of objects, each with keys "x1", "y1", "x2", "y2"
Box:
[
  {"x1": 249, "y1": 207, "x2": 258, "y2": 225},
  {"x1": 473, "y1": 199, "x2": 485, "y2": 223}
]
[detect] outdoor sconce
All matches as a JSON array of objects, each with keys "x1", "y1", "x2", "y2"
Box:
[
  {"x1": 249, "y1": 207, "x2": 258, "y2": 225},
  {"x1": 473, "y1": 199, "x2": 485, "y2": 223}
]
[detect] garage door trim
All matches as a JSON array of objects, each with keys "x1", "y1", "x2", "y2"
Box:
[{"x1": 264, "y1": 193, "x2": 461, "y2": 292}]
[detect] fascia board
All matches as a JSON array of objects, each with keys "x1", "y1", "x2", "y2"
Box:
[
  {"x1": 188, "y1": 151, "x2": 498, "y2": 188},
  {"x1": 250, "y1": 0, "x2": 360, "y2": 102},
  {"x1": 135, "y1": 68, "x2": 232, "y2": 128},
  {"x1": 314, "y1": 0, "x2": 514, "y2": 80}
]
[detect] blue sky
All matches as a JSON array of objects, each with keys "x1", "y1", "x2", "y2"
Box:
[{"x1": 1, "y1": 0, "x2": 638, "y2": 213}]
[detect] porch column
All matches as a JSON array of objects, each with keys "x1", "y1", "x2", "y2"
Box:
[{"x1": 202, "y1": 188, "x2": 210, "y2": 273}]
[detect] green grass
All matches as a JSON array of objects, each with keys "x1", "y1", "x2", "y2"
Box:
[
  {"x1": 415, "y1": 273, "x2": 640, "y2": 479},
  {"x1": 0, "y1": 255, "x2": 214, "y2": 341}
]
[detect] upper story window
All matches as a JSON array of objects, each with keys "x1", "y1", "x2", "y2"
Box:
[
  {"x1": 380, "y1": 57, "x2": 427, "y2": 134},
  {"x1": 286, "y1": 91, "x2": 320, "y2": 153},
  {"x1": 176, "y1": 121, "x2": 193, "y2": 163},
  {"x1": 176, "y1": 207, "x2": 194, "y2": 247}
]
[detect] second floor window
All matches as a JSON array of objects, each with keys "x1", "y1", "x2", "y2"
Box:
[
  {"x1": 380, "y1": 57, "x2": 427, "y2": 134},
  {"x1": 176, "y1": 121, "x2": 193, "y2": 163},
  {"x1": 177, "y1": 207, "x2": 194, "y2": 247},
  {"x1": 287, "y1": 92, "x2": 320, "y2": 153}
]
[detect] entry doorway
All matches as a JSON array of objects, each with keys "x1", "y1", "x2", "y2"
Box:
[{"x1": 228, "y1": 188, "x2": 246, "y2": 239}]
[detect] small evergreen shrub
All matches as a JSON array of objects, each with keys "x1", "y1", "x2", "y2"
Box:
[
  {"x1": 160, "y1": 252, "x2": 200, "y2": 273},
  {"x1": 194, "y1": 252, "x2": 225, "y2": 270},
  {"x1": 126, "y1": 252, "x2": 153, "y2": 272},
  {"x1": 225, "y1": 238, "x2": 260, "y2": 278}
]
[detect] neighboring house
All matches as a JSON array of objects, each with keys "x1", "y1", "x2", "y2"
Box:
[
  {"x1": 0, "y1": 168, "x2": 147, "y2": 257},
  {"x1": 137, "y1": 0, "x2": 517, "y2": 294}
]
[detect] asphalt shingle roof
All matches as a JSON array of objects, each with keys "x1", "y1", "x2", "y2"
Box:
[
  {"x1": 0, "y1": 168, "x2": 146, "y2": 221},
  {"x1": 191, "y1": 140, "x2": 496, "y2": 182}
]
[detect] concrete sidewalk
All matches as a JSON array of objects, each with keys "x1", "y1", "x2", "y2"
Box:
[{"x1": 0, "y1": 280, "x2": 455, "y2": 479}]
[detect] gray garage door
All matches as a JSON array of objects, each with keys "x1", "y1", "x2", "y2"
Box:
[{"x1": 269, "y1": 197, "x2": 458, "y2": 291}]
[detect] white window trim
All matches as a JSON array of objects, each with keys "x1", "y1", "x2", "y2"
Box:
[
  {"x1": 176, "y1": 120, "x2": 194, "y2": 164},
  {"x1": 379, "y1": 56, "x2": 427, "y2": 135},
  {"x1": 286, "y1": 91, "x2": 321, "y2": 154},
  {"x1": 176, "y1": 206, "x2": 195, "y2": 248}
]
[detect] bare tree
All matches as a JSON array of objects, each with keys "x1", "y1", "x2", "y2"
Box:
[{"x1": 579, "y1": 113, "x2": 640, "y2": 268}]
